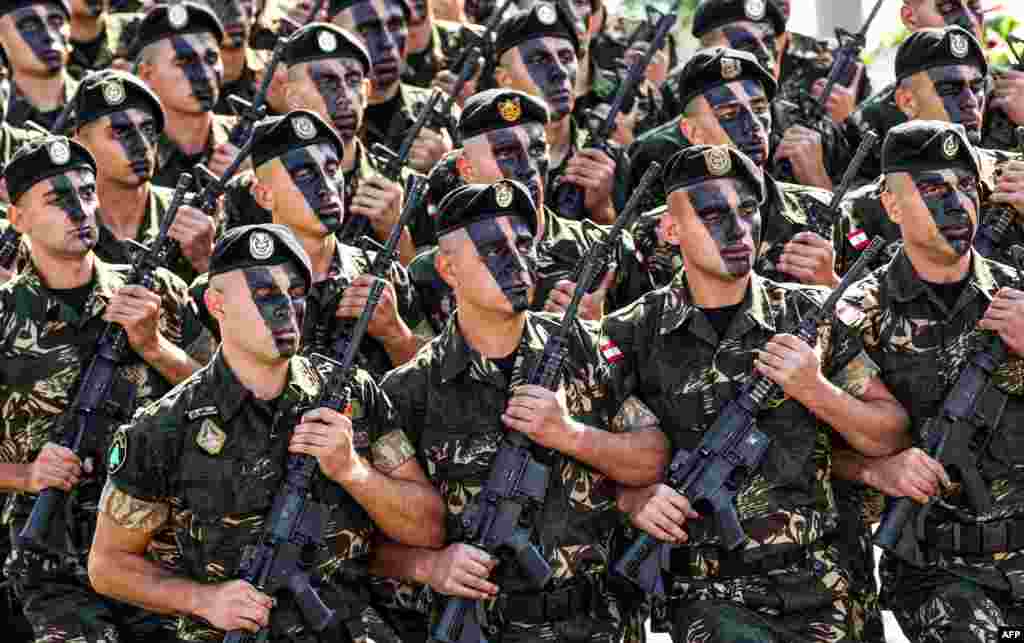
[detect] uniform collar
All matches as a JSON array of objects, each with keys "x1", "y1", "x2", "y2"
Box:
[
  {"x1": 18, "y1": 253, "x2": 121, "y2": 324},
  {"x1": 886, "y1": 248, "x2": 999, "y2": 308},
  {"x1": 205, "y1": 349, "x2": 321, "y2": 424},
  {"x1": 437, "y1": 311, "x2": 549, "y2": 385},
  {"x1": 660, "y1": 270, "x2": 777, "y2": 339}
]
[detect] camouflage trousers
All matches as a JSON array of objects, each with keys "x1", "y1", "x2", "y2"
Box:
[
  {"x1": 829, "y1": 481, "x2": 885, "y2": 642},
  {"x1": 885, "y1": 574, "x2": 1024, "y2": 643}
]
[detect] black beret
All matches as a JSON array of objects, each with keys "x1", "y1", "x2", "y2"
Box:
[
  {"x1": 285, "y1": 23, "x2": 371, "y2": 74},
  {"x1": 71, "y1": 70, "x2": 165, "y2": 133},
  {"x1": 458, "y1": 89, "x2": 549, "y2": 140},
  {"x1": 895, "y1": 26, "x2": 987, "y2": 80},
  {"x1": 674, "y1": 47, "x2": 775, "y2": 110},
  {"x1": 5, "y1": 136, "x2": 96, "y2": 204},
  {"x1": 692, "y1": 0, "x2": 785, "y2": 37},
  {"x1": 495, "y1": 2, "x2": 581, "y2": 60},
  {"x1": 250, "y1": 109, "x2": 344, "y2": 169},
  {"x1": 435, "y1": 179, "x2": 538, "y2": 238},
  {"x1": 881, "y1": 120, "x2": 980, "y2": 178},
  {"x1": 663, "y1": 144, "x2": 766, "y2": 203},
  {"x1": 0, "y1": 0, "x2": 70, "y2": 19},
  {"x1": 327, "y1": 0, "x2": 411, "y2": 21},
  {"x1": 209, "y1": 224, "x2": 313, "y2": 291},
  {"x1": 134, "y1": 2, "x2": 225, "y2": 52}
]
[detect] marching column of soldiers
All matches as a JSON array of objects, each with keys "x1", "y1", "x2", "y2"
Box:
[{"x1": 0, "y1": 0, "x2": 1023, "y2": 642}]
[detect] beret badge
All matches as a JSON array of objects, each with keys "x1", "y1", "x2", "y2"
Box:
[
  {"x1": 495, "y1": 183, "x2": 514, "y2": 208},
  {"x1": 168, "y1": 3, "x2": 189, "y2": 29},
  {"x1": 705, "y1": 147, "x2": 732, "y2": 176},
  {"x1": 318, "y1": 30, "x2": 338, "y2": 53},
  {"x1": 250, "y1": 231, "x2": 275, "y2": 260},
  {"x1": 745, "y1": 0, "x2": 766, "y2": 21},
  {"x1": 49, "y1": 140, "x2": 71, "y2": 165},
  {"x1": 942, "y1": 133, "x2": 960, "y2": 159},
  {"x1": 102, "y1": 79, "x2": 126, "y2": 106},
  {"x1": 498, "y1": 97, "x2": 522, "y2": 123},
  {"x1": 721, "y1": 57, "x2": 741, "y2": 80},
  {"x1": 949, "y1": 32, "x2": 969, "y2": 59},
  {"x1": 293, "y1": 115, "x2": 317, "y2": 140},
  {"x1": 536, "y1": 4, "x2": 557, "y2": 26}
]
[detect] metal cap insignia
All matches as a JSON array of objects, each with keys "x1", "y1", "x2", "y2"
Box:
[
  {"x1": 168, "y1": 3, "x2": 189, "y2": 30},
  {"x1": 942, "y1": 133, "x2": 960, "y2": 159},
  {"x1": 250, "y1": 231, "x2": 275, "y2": 259},
  {"x1": 497, "y1": 97, "x2": 521, "y2": 122},
  {"x1": 103, "y1": 80, "x2": 126, "y2": 106},
  {"x1": 745, "y1": 0, "x2": 766, "y2": 21},
  {"x1": 536, "y1": 4, "x2": 557, "y2": 25},
  {"x1": 49, "y1": 140, "x2": 71, "y2": 165},
  {"x1": 495, "y1": 182, "x2": 514, "y2": 207},
  {"x1": 950, "y1": 33, "x2": 969, "y2": 59},
  {"x1": 318, "y1": 30, "x2": 338, "y2": 53},
  {"x1": 705, "y1": 146, "x2": 732, "y2": 176},
  {"x1": 721, "y1": 58, "x2": 741, "y2": 80},
  {"x1": 293, "y1": 115, "x2": 317, "y2": 140}
]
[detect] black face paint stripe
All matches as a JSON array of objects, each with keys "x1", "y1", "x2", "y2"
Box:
[
  {"x1": 704, "y1": 81, "x2": 771, "y2": 166},
  {"x1": 281, "y1": 145, "x2": 344, "y2": 231},
  {"x1": 484, "y1": 127, "x2": 546, "y2": 207},
  {"x1": 467, "y1": 218, "x2": 535, "y2": 312},
  {"x1": 171, "y1": 36, "x2": 218, "y2": 110},
  {"x1": 109, "y1": 112, "x2": 154, "y2": 178},
  {"x1": 687, "y1": 181, "x2": 761, "y2": 276},
  {"x1": 242, "y1": 266, "x2": 303, "y2": 356},
  {"x1": 518, "y1": 39, "x2": 577, "y2": 119},
  {"x1": 12, "y1": 6, "x2": 65, "y2": 72}
]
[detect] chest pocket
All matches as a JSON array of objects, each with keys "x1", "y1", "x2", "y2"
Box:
[{"x1": 880, "y1": 351, "x2": 944, "y2": 427}]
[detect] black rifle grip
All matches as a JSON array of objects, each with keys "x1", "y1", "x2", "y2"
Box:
[
  {"x1": 434, "y1": 597, "x2": 487, "y2": 643},
  {"x1": 874, "y1": 497, "x2": 915, "y2": 551},
  {"x1": 17, "y1": 487, "x2": 65, "y2": 550},
  {"x1": 613, "y1": 532, "x2": 666, "y2": 596}
]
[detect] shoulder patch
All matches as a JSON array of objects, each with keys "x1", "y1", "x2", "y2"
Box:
[
  {"x1": 186, "y1": 405, "x2": 220, "y2": 421},
  {"x1": 196, "y1": 419, "x2": 226, "y2": 455},
  {"x1": 108, "y1": 430, "x2": 128, "y2": 474}
]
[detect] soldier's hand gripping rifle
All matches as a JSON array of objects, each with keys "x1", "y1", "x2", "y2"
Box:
[
  {"x1": 553, "y1": 9, "x2": 675, "y2": 220},
  {"x1": 225, "y1": 35, "x2": 290, "y2": 148},
  {"x1": 329, "y1": 175, "x2": 428, "y2": 360},
  {"x1": 613, "y1": 235, "x2": 887, "y2": 597},
  {"x1": 221, "y1": 182, "x2": 428, "y2": 643},
  {"x1": 433, "y1": 163, "x2": 662, "y2": 643},
  {"x1": 872, "y1": 247, "x2": 1024, "y2": 565},
  {"x1": 974, "y1": 127, "x2": 1024, "y2": 259},
  {"x1": 17, "y1": 174, "x2": 194, "y2": 551}
]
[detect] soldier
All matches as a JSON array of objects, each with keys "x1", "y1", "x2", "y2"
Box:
[
  {"x1": 88, "y1": 223, "x2": 445, "y2": 643},
  {"x1": 627, "y1": 49, "x2": 840, "y2": 291},
  {"x1": 197, "y1": 109, "x2": 427, "y2": 375},
  {"x1": 67, "y1": 0, "x2": 139, "y2": 79},
  {"x1": 329, "y1": 0, "x2": 454, "y2": 175},
  {"x1": 195, "y1": 0, "x2": 263, "y2": 117},
  {"x1": 371, "y1": 178, "x2": 670, "y2": 642},
  {"x1": 835, "y1": 26, "x2": 1024, "y2": 275},
  {"x1": 133, "y1": 2, "x2": 239, "y2": 188},
  {"x1": 71, "y1": 70, "x2": 216, "y2": 284},
  {"x1": 401, "y1": 0, "x2": 479, "y2": 92},
  {"x1": 0, "y1": 0, "x2": 78, "y2": 131},
  {"x1": 407, "y1": 88, "x2": 652, "y2": 335},
  {"x1": 603, "y1": 144, "x2": 910, "y2": 642},
  {"x1": 492, "y1": 1, "x2": 626, "y2": 223},
  {"x1": 831, "y1": 120, "x2": 1024, "y2": 643},
  {"x1": 0, "y1": 134, "x2": 211, "y2": 643}
]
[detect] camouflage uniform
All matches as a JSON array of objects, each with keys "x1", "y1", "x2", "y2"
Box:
[
  {"x1": 833, "y1": 250, "x2": 1024, "y2": 643},
  {"x1": 190, "y1": 239, "x2": 429, "y2": 377},
  {"x1": 600, "y1": 271, "x2": 879, "y2": 642},
  {"x1": 833, "y1": 147, "x2": 1024, "y2": 276},
  {"x1": 67, "y1": 13, "x2": 141, "y2": 81},
  {"x1": 776, "y1": 31, "x2": 872, "y2": 109},
  {"x1": 6, "y1": 75, "x2": 78, "y2": 133},
  {"x1": 546, "y1": 117, "x2": 632, "y2": 220},
  {"x1": 408, "y1": 206, "x2": 653, "y2": 336},
  {"x1": 401, "y1": 20, "x2": 482, "y2": 89},
  {"x1": 152, "y1": 113, "x2": 236, "y2": 189},
  {"x1": 381, "y1": 311, "x2": 631, "y2": 642},
  {"x1": 105, "y1": 350, "x2": 413, "y2": 643},
  {"x1": 94, "y1": 185, "x2": 201, "y2": 284},
  {"x1": 629, "y1": 175, "x2": 838, "y2": 289},
  {"x1": 0, "y1": 256, "x2": 209, "y2": 643}
]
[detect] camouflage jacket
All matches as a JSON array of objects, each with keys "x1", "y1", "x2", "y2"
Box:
[
  {"x1": 409, "y1": 206, "x2": 653, "y2": 336},
  {"x1": 190, "y1": 239, "x2": 429, "y2": 377},
  {"x1": 631, "y1": 175, "x2": 838, "y2": 289},
  {"x1": 381, "y1": 311, "x2": 627, "y2": 636},
  {"x1": 152, "y1": 113, "x2": 236, "y2": 190},
  {"x1": 776, "y1": 31, "x2": 873, "y2": 108},
  {"x1": 401, "y1": 20, "x2": 483, "y2": 89},
  {"x1": 6, "y1": 74, "x2": 78, "y2": 133},
  {"x1": 106, "y1": 350, "x2": 413, "y2": 642},
  {"x1": 0, "y1": 256, "x2": 207, "y2": 528},
  {"x1": 94, "y1": 184, "x2": 200, "y2": 284},
  {"x1": 67, "y1": 12, "x2": 141, "y2": 81},
  {"x1": 599, "y1": 271, "x2": 878, "y2": 578},
  {"x1": 833, "y1": 146, "x2": 1024, "y2": 276},
  {"x1": 547, "y1": 117, "x2": 632, "y2": 219},
  {"x1": 363, "y1": 83, "x2": 459, "y2": 161},
  {"x1": 833, "y1": 250, "x2": 1024, "y2": 598}
]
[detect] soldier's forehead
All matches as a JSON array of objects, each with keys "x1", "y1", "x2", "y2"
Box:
[
  {"x1": 167, "y1": 31, "x2": 220, "y2": 52},
  {"x1": 705, "y1": 80, "x2": 766, "y2": 104},
  {"x1": 721, "y1": 20, "x2": 773, "y2": 37},
  {"x1": 681, "y1": 177, "x2": 753, "y2": 201},
  {"x1": 517, "y1": 36, "x2": 575, "y2": 55},
  {"x1": 349, "y1": 0, "x2": 404, "y2": 23},
  {"x1": 908, "y1": 167, "x2": 973, "y2": 184},
  {"x1": 924, "y1": 64, "x2": 984, "y2": 81}
]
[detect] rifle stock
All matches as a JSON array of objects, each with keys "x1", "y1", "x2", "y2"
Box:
[{"x1": 613, "y1": 235, "x2": 887, "y2": 596}]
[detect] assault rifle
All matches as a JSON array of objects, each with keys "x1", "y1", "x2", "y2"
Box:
[
  {"x1": 872, "y1": 248, "x2": 1024, "y2": 565},
  {"x1": 328, "y1": 175, "x2": 428, "y2": 360},
  {"x1": 974, "y1": 127, "x2": 1024, "y2": 259},
  {"x1": 224, "y1": 34, "x2": 290, "y2": 148},
  {"x1": 222, "y1": 178, "x2": 429, "y2": 643},
  {"x1": 17, "y1": 174, "x2": 194, "y2": 551},
  {"x1": 433, "y1": 162, "x2": 662, "y2": 643},
  {"x1": 613, "y1": 235, "x2": 887, "y2": 597},
  {"x1": 553, "y1": 8, "x2": 675, "y2": 220}
]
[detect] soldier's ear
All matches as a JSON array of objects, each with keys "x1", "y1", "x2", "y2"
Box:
[
  {"x1": 662, "y1": 195, "x2": 685, "y2": 247},
  {"x1": 251, "y1": 176, "x2": 275, "y2": 211},
  {"x1": 493, "y1": 64, "x2": 512, "y2": 89},
  {"x1": 894, "y1": 81, "x2": 918, "y2": 120},
  {"x1": 6, "y1": 203, "x2": 24, "y2": 234},
  {"x1": 435, "y1": 244, "x2": 458, "y2": 289},
  {"x1": 204, "y1": 286, "x2": 225, "y2": 324},
  {"x1": 678, "y1": 117, "x2": 698, "y2": 145},
  {"x1": 899, "y1": 3, "x2": 919, "y2": 30},
  {"x1": 881, "y1": 177, "x2": 903, "y2": 225}
]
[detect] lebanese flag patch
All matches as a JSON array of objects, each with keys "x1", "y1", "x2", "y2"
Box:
[
  {"x1": 847, "y1": 228, "x2": 870, "y2": 250},
  {"x1": 601, "y1": 340, "x2": 624, "y2": 363}
]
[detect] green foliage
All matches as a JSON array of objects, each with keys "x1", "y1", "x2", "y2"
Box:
[{"x1": 986, "y1": 15, "x2": 1023, "y2": 67}]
